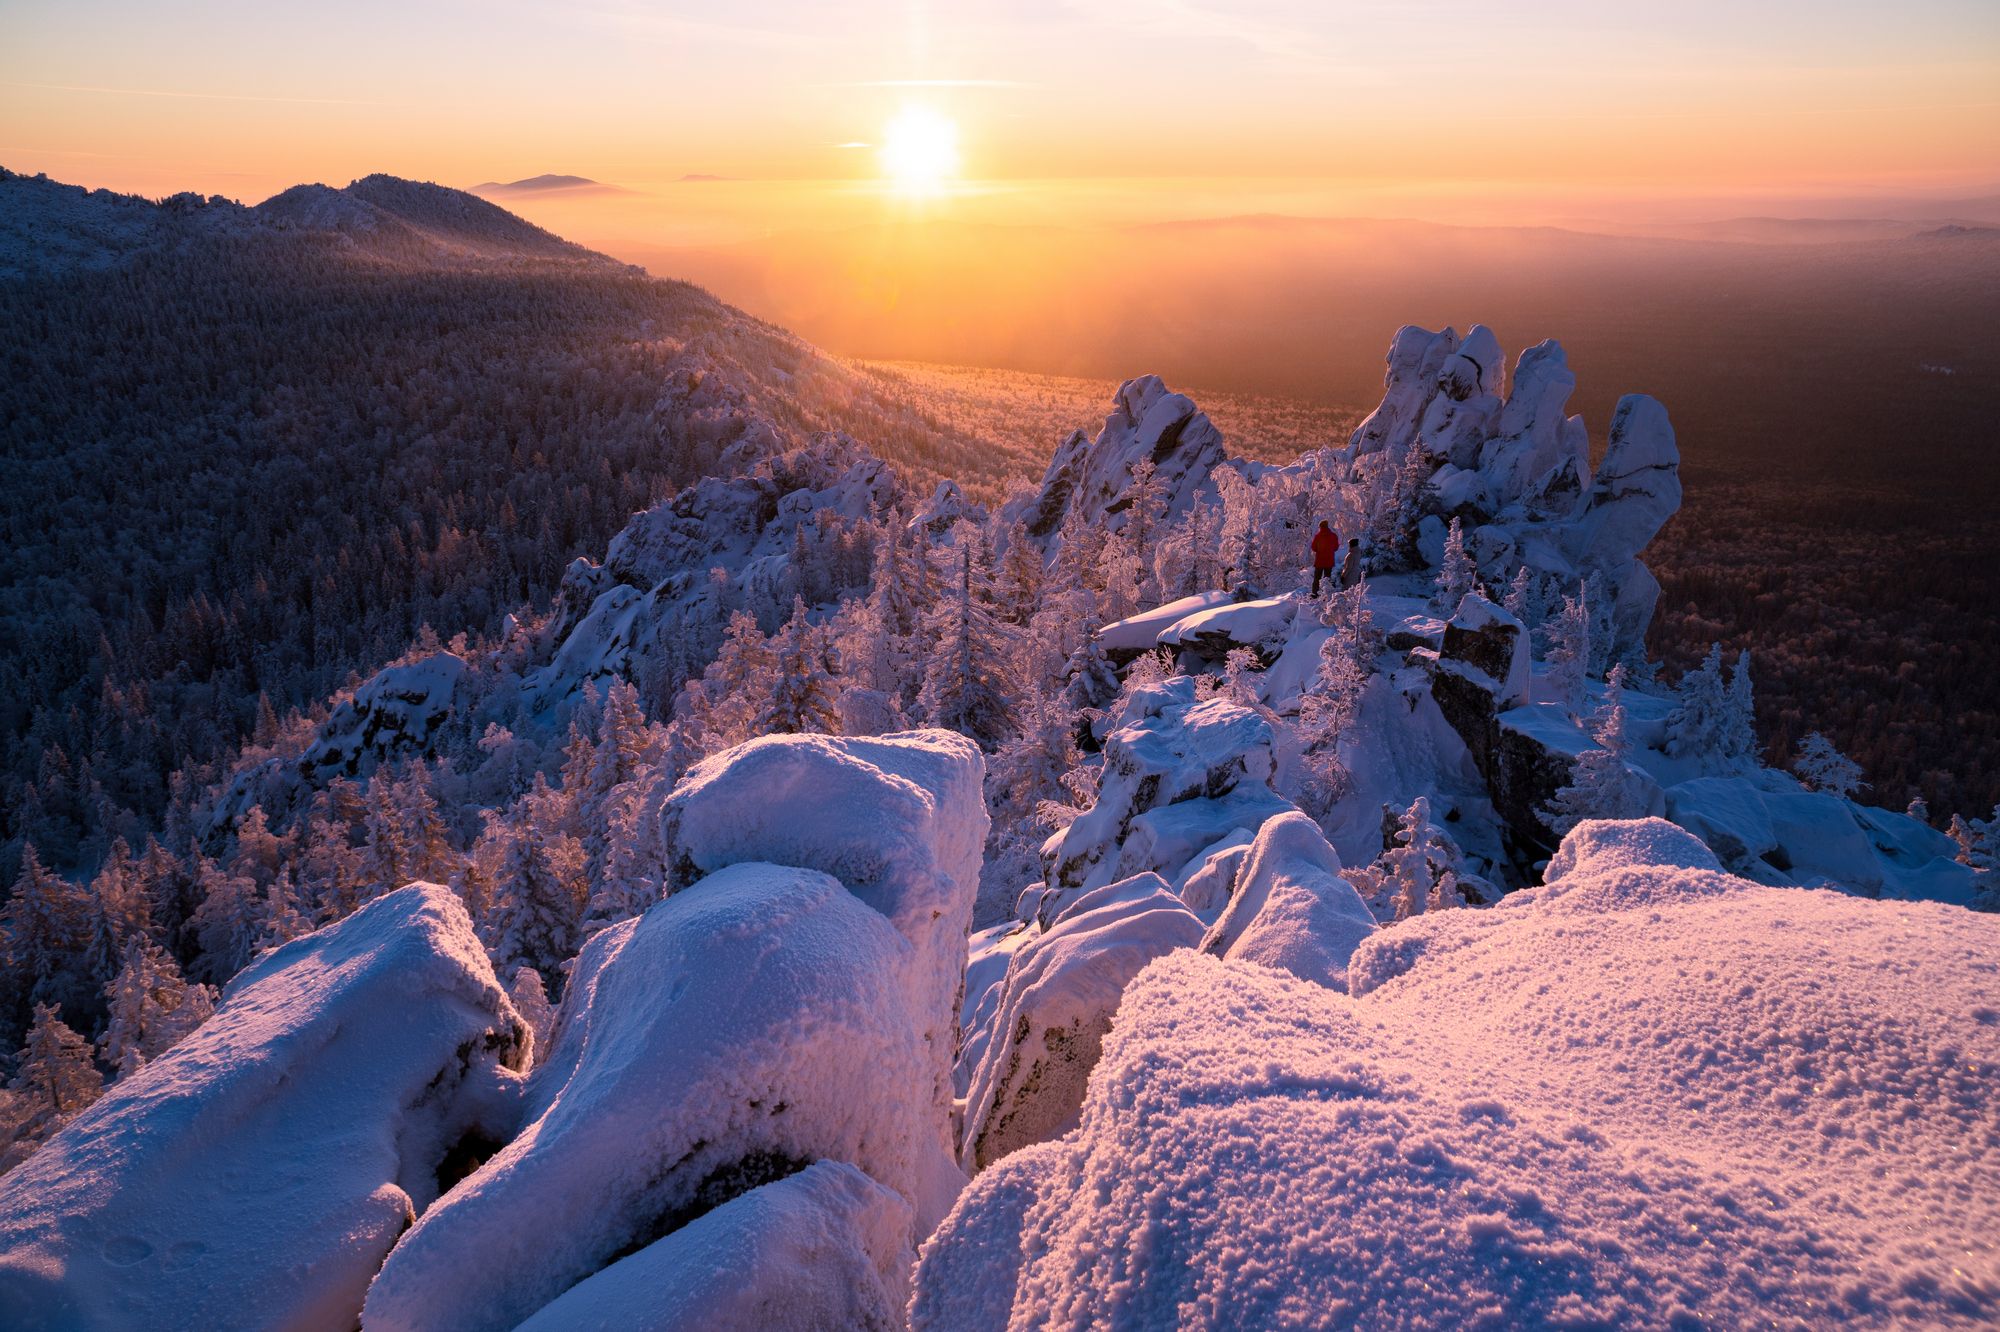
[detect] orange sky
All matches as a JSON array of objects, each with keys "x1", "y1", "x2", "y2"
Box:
[{"x1": 4, "y1": 0, "x2": 1997, "y2": 234}]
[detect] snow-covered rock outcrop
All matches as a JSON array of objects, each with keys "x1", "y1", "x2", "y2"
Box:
[
  {"x1": 301, "y1": 650, "x2": 469, "y2": 782},
  {"x1": 1005, "y1": 374, "x2": 1226, "y2": 545},
  {"x1": 0, "y1": 885, "x2": 527, "y2": 1332},
  {"x1": 1046, "y1": 678, "x2": 1291, "y2": 891},
  {"x1": 959, "y1": 874, "x2": 1202, "y2": 1172},
  {"x1": 364, "y1": 861, "x2": 958, "y2": 1332},
  {"x1": 916, "y1": 818, "x2": 2000, "y2": 1330}
]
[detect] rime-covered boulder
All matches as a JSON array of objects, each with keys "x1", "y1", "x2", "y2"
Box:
[
  {"x1": 363, "y1": 862, "x2": 960, "y2": 1332},
  {"x1": 960, "y1": 874, "x2": 1202, "y2": 1172},
  {"x1": 918, "y1": 822, "x2": 2000, "y2": 1329},
  {"x1": 1438, "y1": 593, "x2": 1531, "y2": 707},
  {"x1": 1199, "y1": 811, "x2": 1375, "y2": 990},
  {"x1": 300, "y1": 651, "x2": 467, "y2": 782},
  {"x1": 1007, "y1": 375, "x2": 1226, "y2": 544},
  {"x1": 660, "y1": 729, "x2": 987, "y2": 1122},
  {"x1": 509, "y1": 1161, "x2": 913, "y2": 1332},
  {"x1": 1046, "y1": 679, "x2": 1285, "y2": 890},
  {"x1": 1414, "y1": 323, "x2": 1504, "y2": 469},
  {"x1": 0, "y1": 885, "x2": 527, "y2": 1332}
]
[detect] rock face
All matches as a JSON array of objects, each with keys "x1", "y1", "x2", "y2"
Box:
[
  {"x1": 301, "y1": 651, "x2": 468, "y2": 782},
  {"x1": 959, "y1": 874, "x2": 1202, "y2": 1172},
  {"x1": 0, "y1": 885, "x2": 528, "y2": 1332},
  {"x1": 1437, "y1": 593, "x2": 1531, "y2": 707},
  {"x1": 1005, "y1": 374, "x2": 1227, "y2": 545},
  {"x1": 1046, "y1": 679, "x2": 1287, "y2": 891},
  {"x1": 1562, "y1": 394, "x2": 1683, "y2": 653}
]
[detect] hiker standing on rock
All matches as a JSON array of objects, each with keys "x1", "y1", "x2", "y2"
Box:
[{"x1": 1310, "y1": 521, "x2": 1339, "y2": 598}]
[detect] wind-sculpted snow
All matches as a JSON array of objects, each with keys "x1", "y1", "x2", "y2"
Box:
[
  {"x1": 960, "y1": 873, "x2": 1203, "y2": 1172},
  {"x1": 917, "y1": 818, "x2": 2000, "y2": 1330},
  {"x1": 510, "y1": 1161, "x2": 914, "y2": 1332},
  {"x1": 364, "y1": 861, "x2": 961, "y2": 1332},
  {"x1": 0, "y1": 885, "x2": 527, "y2": 1332},
  {"x1": 1199, "y1": 811, "x2": 1375, "y2": 990}
]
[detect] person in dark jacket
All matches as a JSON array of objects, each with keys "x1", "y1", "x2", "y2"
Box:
[{"x1": 1310, "y1": 521, "x2": 1339, "y2": 597}]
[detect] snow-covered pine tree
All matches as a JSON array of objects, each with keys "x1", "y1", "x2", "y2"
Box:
[
  {"x1": 1906, "y1": 794, "x2": 1931, "y2": 825},
  {"x1": 684, "y1": 610, "x2": 776, "y2": 749},
  {"x1": 396, "y1": 763, "x2": 461, "y2": 886},
  {"x1": 1061, "y1": 619, "x2": 1120, "y2": 715},
  {"x1": 1545, "y1": 587, "x2": 1591, "y2": 716},
  {"x1": 3, "y1": 844, "x2": 86, "y2": 1001},
  {"x1": 1792, "y1": 731, "x2": 1866, "y2": 798},
  {"x1": 1723, "y1": 650, "x2": 1758, "y2": 768},
  {"x1": 1502, "y1": 566, "x2": 1540, "y2": 634},
  {"x1": 994, "y1": 519, "x2": 1045, "y2": 626},
  {"x1": 190, "y1": 855, "x2": 264, "y2": 984},
  {"x1": 758, "y1": 596, "x2": 842, "y2": 735},
  {"x1": 1434, "y1": 516, "x2": 1476, "y2": 612},
  {"x1": 918, "y1": 533, "x2": 1015, "y2": 749},
  {"x1": 99, "y1": 936, "x2": 215, "y2": 1081},
  {"x1": 360, "y1": 776, "x2": 414, "y2": 892},
  {"x1": 5, "y1": 1004, "x2": 103, "y2": 1164},
  {"x1": 1542, "y1": 664, "x2": 1653, "y2": 834},
  {"x1": 1665, "y1": 642, "x2": 1731, "y2": 767},
  {"x1": 487, "y1": 776, "x2": 585, "y2": 996},
  {"x1": 1384, "y1": 797, "x2": 1446, "y2": 922},
  {"x1": 1216, "y1": 468, "x2": 1260, "y2": 594},
  {"x1": 258, "y1": 867, "x2": 313, "y2": 949}
]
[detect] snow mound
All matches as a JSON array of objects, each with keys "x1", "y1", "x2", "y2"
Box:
[
  {"x1": 363, "y1": 861, "x2": 960, "y2": 1332},
  {"x1": 920, "y1": 825, "x2": 2000, "y2": 1328},
  {"x1": 961, "y1": 874, "x2": 1202, "y2": 1171},
  {"x1": 1098, "y1": 592, "x2": 1234, "y2": 655},
  {"x1": 511, "y1": 1161, "x2": 913, "y2": 1332},
  {"x1": 0, "y1": 884, "x2": 526, "y2": 1332},
  {"x1": 1200, "y1": 811, "x2": 1375, "y2": 990}
]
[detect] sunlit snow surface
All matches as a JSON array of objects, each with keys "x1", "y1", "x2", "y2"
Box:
[{"x1": 918, "y1": 819, "x2": 2000, "y2": 1330}]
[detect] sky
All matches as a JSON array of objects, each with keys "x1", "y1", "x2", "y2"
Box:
[{"x1": 5, "y1": 0, "x2": 1998, "y2": 230}]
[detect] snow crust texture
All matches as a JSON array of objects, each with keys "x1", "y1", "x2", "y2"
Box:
[
  {"x1": 918, "y1": 818, "x2": 2000, "y2": 1330},
  {"x1": 0, "y1": 884, "x2": 527, "y2": 1332}
]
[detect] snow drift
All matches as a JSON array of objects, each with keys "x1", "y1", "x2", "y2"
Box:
[
  {"x1": 916, "y1": 818, "x2": 2000, "y2": 1330},
  {"x1": 0, "y1": 884, "x2": 527, "y2": 1332}
]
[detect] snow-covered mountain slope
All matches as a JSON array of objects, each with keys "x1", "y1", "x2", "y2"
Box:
[
  {"x1": 0, "y1": 166, "x2": 608, "y2": 277},
  {"x1": 918, "y1": 820, "x2": 2000, "y2": 1329}
]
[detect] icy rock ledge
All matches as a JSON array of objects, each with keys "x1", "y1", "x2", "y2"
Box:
[{"x1": 0, "y1": 884, "x2": 528, "y2": 1332}]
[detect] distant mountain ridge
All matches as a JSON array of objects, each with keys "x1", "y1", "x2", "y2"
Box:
[{"x1": 0, "y1": 167, "x2": 613, "y2": 278}]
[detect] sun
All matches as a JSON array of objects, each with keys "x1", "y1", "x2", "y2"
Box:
[{"x1": 879, "y1": 104, "x2": 959, "y2": 196}]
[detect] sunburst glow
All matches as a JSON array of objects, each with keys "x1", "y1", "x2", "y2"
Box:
[{"x1": 879, "y1": 104, "x2": 959, "y2": 196}]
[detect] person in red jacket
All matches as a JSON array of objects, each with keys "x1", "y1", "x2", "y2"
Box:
[{"x1": 1310, "y1": 520, "x2": 1339, "y2": 597}]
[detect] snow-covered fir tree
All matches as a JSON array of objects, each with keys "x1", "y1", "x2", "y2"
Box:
[
  {"x1": 99, "y1": 936, "x2": 215, "y2": 1081},
  {"x1": 1543, "y1": 664, "x2": 1654, "y2": 834},
  {"x1": 486, "y1": 781, "x2": 585, "y2": 998},
  {"x1": 1544, "y1": 587, "x2": 1591, "y2": 716},
  {"x1": 3, "y1": 1004, "x2": 103, "y2": 1169},
  {"x1": 918, "y1": 532, "x2": 1015, "y2": 749},
  {"x1": 1792, "y1": 731, "x2": 1866, "y2": 798},
  {"x1": 1434, "y1": 517, "x2": 1476, "y2": 612},
  {"x1": 757, "y1": 596, "x2": 842, "y2": 735}
]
